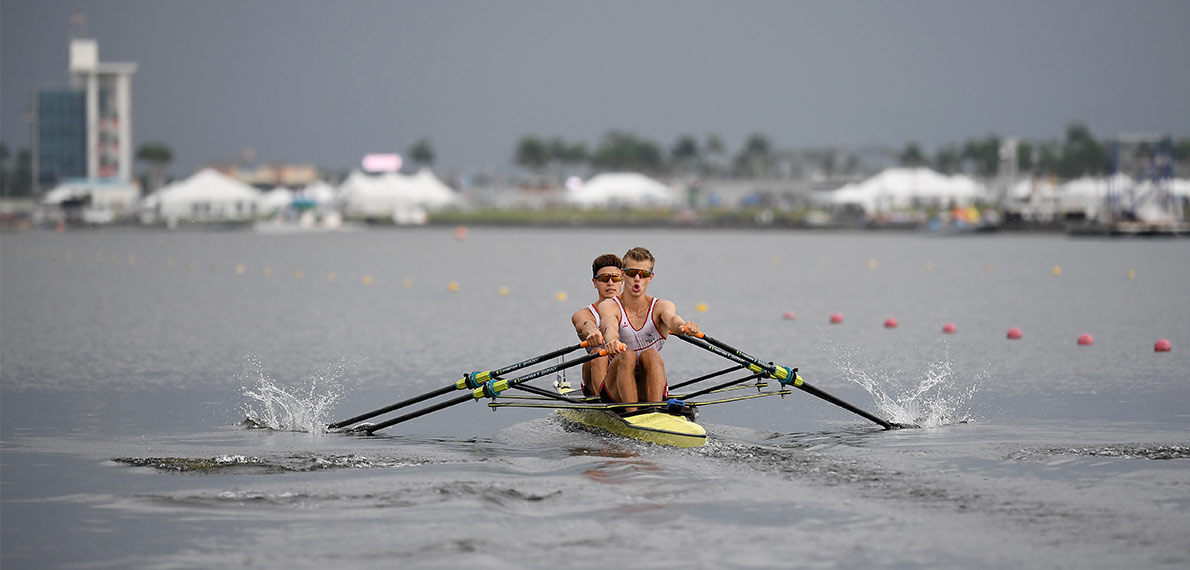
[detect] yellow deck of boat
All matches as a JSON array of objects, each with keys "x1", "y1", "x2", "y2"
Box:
[{"x1": 557, "y1": 407, "x2": 707, "y2": 448}]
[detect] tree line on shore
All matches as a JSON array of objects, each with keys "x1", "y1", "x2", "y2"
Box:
[{"x1": 3, "y1": 122, "x2": 1188, "y2": 197}]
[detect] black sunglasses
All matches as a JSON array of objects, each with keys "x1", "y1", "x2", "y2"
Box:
[
  {"x1": 623, "y1": 268, "x2": 653, "y2": 278},
  {"x1": 594, "y1": 273, "x2": 624, "y2": 283}
]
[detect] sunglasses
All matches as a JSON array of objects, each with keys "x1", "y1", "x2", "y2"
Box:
[
  {"x1": 623, "y1": 268, "x2": 654, "y2": 279},
  {"x1": 594, "y1": 273, "x2": 624, "y2": 283}
]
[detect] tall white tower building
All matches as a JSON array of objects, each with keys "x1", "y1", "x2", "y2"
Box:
[{"x1": 68, "y1": 39, "x2": 137, "y2": 183}]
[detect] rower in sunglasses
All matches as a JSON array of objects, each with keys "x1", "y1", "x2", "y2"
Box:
[
  {"x1": 596, "y1": 246, "x2": 700, "y2": 413},
  {"x1": 570, "y1": 253, "x2": 625, "y2": 396}
]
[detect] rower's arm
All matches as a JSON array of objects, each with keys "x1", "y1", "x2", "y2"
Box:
[
  {"x1": 656, "y1": 299, "x2": 699, "y2": 336},
  {"x1": 597, "y1": 299, "x2": 623, "y2": 354},
  {"x1": 571, "y1": 309, "x2": 602, "y2": 345}
]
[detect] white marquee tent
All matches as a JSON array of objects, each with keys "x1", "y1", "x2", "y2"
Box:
[
  {"x1": 140, "y1": 168, "x2": 262, "y2": 225},
  {"x1": 564, "y1": 172, "x2": 678, "y2": 208},
  {"x1": 822, "y1": 167, "x2": 988, "y2": 215},
  {"x1": 339, "y1": 168, "x2": 462, "y2": 224}
]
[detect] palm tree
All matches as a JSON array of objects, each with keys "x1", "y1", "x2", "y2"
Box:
[
  {"x1": 136, "y1": 142, "x2": 173, "y2": 193},
  {"x1": 408, "y1": 138, "x2": 435, "y2": 169}
]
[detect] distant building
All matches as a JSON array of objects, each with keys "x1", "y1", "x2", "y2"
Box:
[
  {"x1": 36, "y1": 38, "x2": 137, "y2": 188},
  {"x1": 210, "y1": 163, "x2": 322, "y2": 187}
]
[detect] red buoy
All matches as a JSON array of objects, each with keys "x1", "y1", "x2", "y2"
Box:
[
  {"x1": 829, "y1": 312, "x2": 844, "y2": 324},
  {"x1": 1077, "y1": 333, "x2": 1094, "y2": 346},
  {"x1": 942, "y1": 322, "x2": 957, "y2": 334},
  {"x1": 1154, "y1": 338, "x2": 1172, "y2": 352},
  {"x1": 884, "y1": 317, "x2": 898, "y2": 329},
  {"x1": 782, "y1": 311, "x2": 795, "y2": 320},
  {"x1": 1006, "y1": 327, "x2": 1022, "y2": 339}
]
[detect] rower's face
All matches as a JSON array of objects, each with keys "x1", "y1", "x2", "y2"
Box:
[
  {"x1": 592, "y1": 266, "x2": 623, "y2": 299},
  {"x1": 622, "y1": 261, "x2": 654, "y2": 295}
]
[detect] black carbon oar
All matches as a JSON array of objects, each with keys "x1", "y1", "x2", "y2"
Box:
[
  {"x1": 329, "y1": 340, "x2": 589, "y2": 430},
  {"x1": 669, "y1": 364, "x2": 745, "y2": 391},
  {"x1": 675, "y1": 333, "x2": 901, "y2": 430},
  {"x1": 363, "y1": 348, "x2": 610, "y2": 434}
]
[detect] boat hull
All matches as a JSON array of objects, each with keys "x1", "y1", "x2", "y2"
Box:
[{"x1": 557, "y1": 408, "x2": 707, "y2": 448}]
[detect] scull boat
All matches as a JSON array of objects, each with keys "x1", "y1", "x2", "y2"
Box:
[{"x1": 328, "y1": 333, "x2": 908, "y2": 447}]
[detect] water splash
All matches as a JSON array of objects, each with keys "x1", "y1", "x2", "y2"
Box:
[
  {"x1": 238, "y1": 356, "x2": 349, "y2": 433},
  {"x1": 832, "y1": 349, "x2": 983, "y2": 428}
]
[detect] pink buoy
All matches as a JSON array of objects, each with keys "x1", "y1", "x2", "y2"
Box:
[
  {"x1": 454, "y1": 225, "x2": 469, "y2": 240},
  {"x1": 1077, "y1": 333, "x2": 1094, "y2": 346},
  {"x1": 782, "y1": 311, "x2": 795, "y2": 320},
  {"x1": 1006, "y1": 327, "x2": 1022, "y2": 340},
  {"x1": 884, "y1": 317, "x2": 898, "y2": 329},
  {"x1": 942, "y1": 322, "x2": 957, "y2": 334},
  {"x1": 1154, "y1": 338, "x2": 1171, "y2": 352},
  {"x1": 829, "y1": 312, "x2": 844, "y2": 324}
]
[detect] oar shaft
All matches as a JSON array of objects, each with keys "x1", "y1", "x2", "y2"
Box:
[
  {"x1": 796, "y1": 382, "x2": 893, "y2": 430},
  {"x1": 329, "y1": 341, "x2": 587, "y2": 430},
  {"x1": 365, "y1": 350, "x2": 607, "y2": 434},
  {"x1": 328, "y1": 384, "x2": 455, "y2": 429},
  {"x1": 676, "y1": 333, "x2": 895, "y2": 430},
  {"x1": 364, "y1": 393, "x2": 474, "y2": 434}
]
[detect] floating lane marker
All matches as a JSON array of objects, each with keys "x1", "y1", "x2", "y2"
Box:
[
  {"x1": 1154, "y1": 339, "x2": 1171, "y2": 352},
  {"x1": 498, "y1": 286, "x2": 509, "y2": 296},
  {"x1": 362, "y1": 275, "x2": 373, "y2": 286},
  {"x1": 830, "y1": 312, "x2": 844, "y2": 324},
  {"x1": 1053, "y1": 265, "x2": 1062, "y2": 276},
  {"x1": 782, "y1": 311, "x2": 795, "y2": 320},
  {"x1": 925, "y1": 261, "x2": 934, "y2": 271},
  {"x1": 884, "y1": 317, "x2": 898, "y2": 329},
  {"x1": 235, "y1": 264, "x2": 246, "y2": 275},
  {"x1": 555, "y1": 291, "x2": 568, "y2": 301},
  {"x1": 448, "y1": 281, "x2": 459, "y2": 292},
  {"x1": 695, "y1": 302, "x2": 708, "y2": 313},
  {"x1": 1077, "y1": 333, "x2": 1094, "y2": 346},
  {"x1": 262, "y1": 266, "x2": 272, "y2": 277},
  {"x1": 942, "y1": 322, "x2": 957, "y2": 334},
  {"x1": 294, "y1": 269, "x2": 303, "y2": 280},
  {"x1": 327, "y1": 272, "x2": 337, "y2": 282},
  {"x1": 868, "y1": 259, "x2": 878, "y2": 269},
  {"x1": 1007, "y1": 327, "x2": 1023, "y2": 339},
  {"x1": 1128, "y1": 269, "x2": 1135, "y2": 279}
]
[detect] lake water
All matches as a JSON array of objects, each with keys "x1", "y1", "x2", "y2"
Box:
[{"x1": 2, "y1": 227, "x2": 1188, "y2": 569}]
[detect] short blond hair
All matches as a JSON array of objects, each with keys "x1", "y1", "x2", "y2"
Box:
[{"x1": 623, "y1": 247, "x2": 655, "y2": 267}]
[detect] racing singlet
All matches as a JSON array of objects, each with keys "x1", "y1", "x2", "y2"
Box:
[
  {"x1": 613, "y1": 297, "x2": 666, "y2": 353},
  {"x1": 585, "y1": 304, "x2": 601, "y2": 329}
]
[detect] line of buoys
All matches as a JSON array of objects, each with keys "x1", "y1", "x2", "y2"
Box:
[
  {"x1": 1007, "y1": 327, "x2": 1023, "y2": 339},
  {"x1": 1077, "y1": 333, "x2": 1094, "y2": 346},
  {"x1": 942, "y1": 322, "x2": 957, "y2": 334},
  {"x1": 1154, "y1": 338, "x2": 1172, "y2": 352},
  {"x1": 883, "y1": 317, "x2": 898, "y2": 329}
]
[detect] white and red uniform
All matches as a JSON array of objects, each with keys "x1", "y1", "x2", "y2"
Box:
[{"x1": 613, "y1": 297, "x2": 667, "y2": 353}]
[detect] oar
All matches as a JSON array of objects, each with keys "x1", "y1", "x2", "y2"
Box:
[
  {"x1": 669, "y1": 364, "x2": 745, "y2": 391},
  {"x1": 363, "y1": 347, "x2": 611, "y2": 434},
  {"x1": 674, "y1": 333, "x2": 902, "y2": 430},
  {"x1": 329, "y1": 340, "x2": 590, "y2": 430}
]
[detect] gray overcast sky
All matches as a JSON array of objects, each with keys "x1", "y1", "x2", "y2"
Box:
[{"x1": 3, "y1": 0, "x2": 1189, "y2": 176}]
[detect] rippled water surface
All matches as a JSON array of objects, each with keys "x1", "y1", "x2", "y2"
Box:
[{"x1": 3, "y1": 228, "x2": 1188, "y2": 568}]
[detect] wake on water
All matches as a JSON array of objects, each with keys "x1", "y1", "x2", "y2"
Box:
[
  {"x1": 830, "y1": 346, "x2": 984, "y2": 429},
  {"x1": 238, "y1": 356, "x2": 350, "y2": 433}
]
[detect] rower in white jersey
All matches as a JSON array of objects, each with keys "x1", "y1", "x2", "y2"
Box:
[
  {"x1": 570, "y1": 253, "x2": 624, "y2": 396},
  {"x1": 598, "y1": 247, "x2": 700, "y2": 413}
]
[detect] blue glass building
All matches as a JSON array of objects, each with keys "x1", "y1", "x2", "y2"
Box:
[{"x1": 37, "y1": 89, "x2": 87, "y2": 187}]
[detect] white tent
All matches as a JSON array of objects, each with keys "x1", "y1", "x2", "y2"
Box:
[
  {"x1": 565, "y1": 172, "x2": 678, "y2": 208},
  {"x1": 339, "y1": 168, "x2": 462, "y2": 223},
  {"x1": 140, "y1": 168, "x2": 262, "y2": 225},
  {"x1": 260, "y1": 187, "x2": 295, "y2": 215},
  {"x1": 298, "y1": 180, "x2": 338, "y2": 206},
  {"x1": 822, "y1": 167, "x2": 988, "y2": 215}
]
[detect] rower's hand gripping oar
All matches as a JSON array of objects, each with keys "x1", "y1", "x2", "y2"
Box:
[
  {"x1": 362, "y1": 347, "x2": 613, "y2": 434},
  {"x1": 675, "y1": 332, "x2": 906, "y2": 430},
  {"x1": 329, "y1": 340, "x2": 591, "y2": 430}
]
